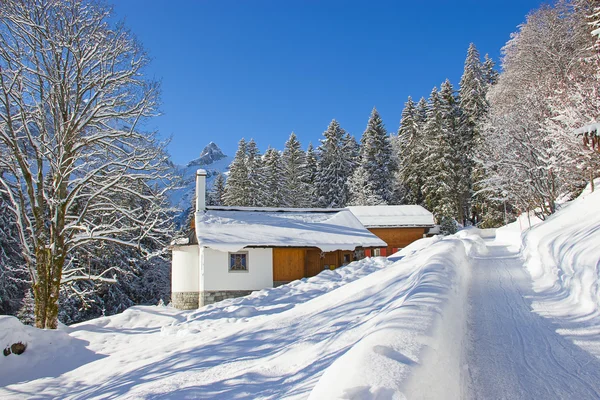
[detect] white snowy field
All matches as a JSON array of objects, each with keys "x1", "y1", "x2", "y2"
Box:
[
  {"x1": 2, "y1": 185, "x2": 600, "y2": 399},
  {"x1": 0, "y1": 235, "x2": 476, "y2": 399}
]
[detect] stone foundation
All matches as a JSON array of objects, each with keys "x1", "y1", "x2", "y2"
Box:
[
  {"x1": 172, "y1": 291, "x2": 199, "y2": 310},
  {"x1": 200, "y1": 290, "x2": 254, "y2": 306}
]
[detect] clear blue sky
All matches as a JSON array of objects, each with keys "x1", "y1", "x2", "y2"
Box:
[{"x1": 112, "y1": 0, "x2": 545, "y2": 164}]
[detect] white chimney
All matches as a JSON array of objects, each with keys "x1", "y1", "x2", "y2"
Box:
[{"x1": 196, "y1": 169, "x2": 207, "y2": 213}]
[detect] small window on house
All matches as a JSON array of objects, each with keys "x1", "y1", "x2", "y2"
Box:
[
  {"x1": 373, "y1": 248, "x2": 381, "y2": 257},
  {"x1": 354, "y1": 249, "x2": 365, "y2": 260},
  {"x1": 343, "y1": 254, "x2": 351, "y2": 265},
  {"x1": 229, "y1": 252, "x2": 248, "y2": 272}
]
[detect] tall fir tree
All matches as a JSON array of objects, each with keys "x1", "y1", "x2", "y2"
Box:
[
  {"x1": 261, "y1": 147, "x2": 284, "y2": 207},
  {"x1": 223, "y1": 138, "x2": 250, "y2": 206},
  {"x1": 349, "y1": 108, "x2": 396, "y2": 205},
  {"x1": 246, "y1": 139, "x2": 265, "y2": 207},
  {"x1": 396, "y1": 96, "x2": 424, "y2": 205},
  {"x1": 281, "y1": 133, "x2": 309, "y2": 207},
  {"x1": 209, "y1": 173, "x2": 226, "y2": 206},
  {"x1": 482, "y1": 54, "x2": 499, "y2": 87},
  {"x1": 459, "y1": 44, "x2": 494, "y2": 225},
  {"x1": 304, "y1": 143, "x2": 318, "y2": 207},
  {"x1": 421, "y1": 87, "x2": 453, "y2": 218},
  {"x1": 440, "y1": 79, "x2": 468, "y2": 222},
  {"x1": 315, "y1": 120, "x2": 354, "y2": 208}
]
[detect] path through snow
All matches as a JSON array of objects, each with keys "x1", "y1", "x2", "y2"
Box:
[{"x1": 465, "y1": 241, "x2": 600, "y2": 399}]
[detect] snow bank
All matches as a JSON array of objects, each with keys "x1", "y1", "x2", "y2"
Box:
[
  {"x1": 0, "y1": 316, "x2": 102, "y2": 387},
  {"x1": 522, "y1": 187, "x2": 600, "y2": 356},
  {"x1": 388, "y1": 235, "x2": 442, "y2": 261},
  {"x1": 162, "y1": 256, "x2": 394, "y2": 336},
  {"x1": 523, "y1": 189, "x2": 600, "y2": 316},
  {"x1": 308, "y1": 238, "x2": 470, "y2": 399}
]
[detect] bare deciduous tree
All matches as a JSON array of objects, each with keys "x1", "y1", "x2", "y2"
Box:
[{"x1": 0, "y1": 0, "x2": 173, "y2": 328}]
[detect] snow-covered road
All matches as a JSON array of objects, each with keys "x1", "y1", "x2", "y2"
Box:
[{"x1": 465, "y1": 242, "x2": 600, "y2": 400}]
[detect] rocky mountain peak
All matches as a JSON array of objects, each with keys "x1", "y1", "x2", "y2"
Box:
[{"x1": 187, "y1": 142, "x2": 227, "y2": 167}]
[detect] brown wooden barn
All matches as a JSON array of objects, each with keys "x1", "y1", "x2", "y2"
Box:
[{"x1": 347, "y1": 205, "x2": 436, "y2": 257}]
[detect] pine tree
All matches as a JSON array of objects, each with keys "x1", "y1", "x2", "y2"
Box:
[
  {"x1": 315, "y1": 120, "x2": 354, "y2": 208},
  {"x1": 349, "y1": 108, "x2": 396, "y2": 205},
  {"x1": 16, "y1": 289, "x2": 35, "y2": 326},
  {"x1": 482, "y1": 54, "x2": 499, "y2": 87},
  {"x1": 396, "y1": 96, "x2": 423, "y2": 205},
  {"x1": 421, "y1": 87, "x2": 452, "y2": 218},
  {"x1": 223, "y1": 138, "x2": 250, "y2": 206},
  {"x1": 343, "y1": 132, "x2": 360, "y2": 171},
  {"x1": 459, "y1": 43, "x2": 488, "y2": 131},
  {"x1": 246, "y1": 139, "x2": 265, "y2": 207},
  {"x1": 459, "y1": 44, "x2": 494, "y2": 224},
  {"x1": 304, "y1": 143, "x2": 318, "y2": 207},
  {"x1": 439, "y1": 79, "x2": 467, "y2": 222},
  {"x1": 209, "y1": 173, "x2": 226, "y2": 206},
  {"x1": 281, "y1": 133, "x2": 309, "y2": 208},
  {"x1": 261, "y1": 147, "x2": 284, "y2": 207}
]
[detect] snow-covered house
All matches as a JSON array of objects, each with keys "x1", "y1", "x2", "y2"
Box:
[
  {"x1": 171, "y1": 170, "x2": 387, "y2": 309},
  {"x1": 347, "y1": 205, "x2": 435, "y2": 256}
]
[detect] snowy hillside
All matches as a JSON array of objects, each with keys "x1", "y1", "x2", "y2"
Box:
[{"x1": 169, "y1": 142, "x2": 232, "y2": 211}]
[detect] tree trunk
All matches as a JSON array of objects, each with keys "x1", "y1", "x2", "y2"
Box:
[{"x1": 33, "y1": 246, "x2": 61, "y2": 329}]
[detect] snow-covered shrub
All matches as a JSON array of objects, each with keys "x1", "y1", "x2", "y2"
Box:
[{"x1": 439, "y1": 216, "x2": 458, "y2": 235}]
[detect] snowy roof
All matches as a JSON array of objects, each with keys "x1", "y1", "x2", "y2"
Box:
[
  {"x1": 574, "y1": 123, "x2": 600, "y2": 135},
  {"x1": 347, "y1": 205, "x2": 435, "y2": 228},
  {"x1": 194, "y1": 207, "x2": 387, "y2": 253}
]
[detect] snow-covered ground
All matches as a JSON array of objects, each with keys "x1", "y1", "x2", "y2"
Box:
[
  {"x1": 2, "y1": 185, "x2": 600, "y2": 399},
  {"x1": 522, "y1": 185, "x2": 600, "y2": 358},
  {"x1": 1, "y1": 234, "x2": 476, "y2": 399}
]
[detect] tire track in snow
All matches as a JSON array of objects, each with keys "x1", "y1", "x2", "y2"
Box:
[{"x1": 466, "y1": 242, "x2": 600, "y2": 400}]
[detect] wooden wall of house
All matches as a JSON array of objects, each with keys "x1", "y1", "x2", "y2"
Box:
[
  {"x1": 367, "y1": 227, "x2": 426, "y2": 255},
  {"x1": 272, "y1": 248, "x2": 357, "y2": 283},
  {"x1": 273, "y1": 248, "x2": 305, "y2": 282}
]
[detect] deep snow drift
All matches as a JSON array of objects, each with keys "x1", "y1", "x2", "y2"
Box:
[
  {"x1": 521, "y1": 187, "x2": 600, "y2": 357},
  {"x1": 0, "y1": 234, "x2": 477, "y2": 399}
]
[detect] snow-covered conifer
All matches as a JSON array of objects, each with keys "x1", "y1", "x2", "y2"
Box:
[
  {"x1": 223, "y1": 139, "x2": 250, "y2": 206},
  {"x1": 396, "y1": 97, "x2": 424, "y2": 205},
  {"x1": 482, "y1": 54, "x2": 499, "y2": 87},
  {"x1": 209, "y1": 173, "x2": 226, "y2": 206},
  {"x1": 281, "y1": 133, "x2": 309, "y2": 208},
  {"x1": 246, "y1": 139, "x2": 265, "y2": 207},
  {"x1": 421, "y1": 87, "x2": 454, "y2": 219},
  {"x1": 349, "y1": 108, "x2": 396, "y2": 205},
  {"x1": 315, "y1": 120, "x2": 354, "y2": 208},
  {"x1": 261, "y1": 147, "x2": 284, "y2": 207},
  {"x1": 304, "y1": 143, "x2": 319, "y2": 207}
]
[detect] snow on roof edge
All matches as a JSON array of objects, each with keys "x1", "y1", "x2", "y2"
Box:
[
  {"x1": 195, "y1": 208, "x2": 387, "y2": 252},
  {"x1": 206, "y1": 206, "x2": 344, "y2": 213}
]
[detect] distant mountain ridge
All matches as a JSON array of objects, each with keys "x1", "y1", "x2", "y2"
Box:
[{"x1": 169, "y1": 142, "x2": 232, "y2": 213}]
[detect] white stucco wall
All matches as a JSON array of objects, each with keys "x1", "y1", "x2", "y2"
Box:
[
  {"x1": 172, "y1": 245, "x2": 199, "y2": 293},
  {"x1": 201, "y1": 247, "x2": 273, "y2": 291}
]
